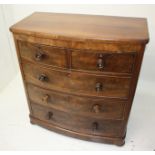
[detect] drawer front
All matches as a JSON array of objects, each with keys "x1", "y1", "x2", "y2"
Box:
[
  {"x1": 19, "y1": 41, "x2": 67, "y2": 68},
  {"x1": 72, "y1": 50, "x2": 136, "y2": 73},
  {"x1": 23, "y1": 63, "x2": 131, "y2": 99},
  {"x1": 27, "y1": 84, "x2": 125, "y2": 119},
  {"x1": 31, "y1": 103, "x2": 123, "y2": 137}
]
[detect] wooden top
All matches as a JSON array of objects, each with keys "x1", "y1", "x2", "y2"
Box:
[{"x1": 10, "y1": 12, "x2": 149, "y2": 44}]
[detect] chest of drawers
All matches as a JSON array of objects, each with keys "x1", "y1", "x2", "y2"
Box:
[{"x1": 10, "y1": 12, "x2": 149, "y2": 146}]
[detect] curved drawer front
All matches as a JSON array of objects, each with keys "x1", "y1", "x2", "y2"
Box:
[
  {"x1": 27, "y1": 84, "x2": 125, "y2": 120},
  {"x1": 31, "y1": 103, "x2": 123, "y2": 137},
  {"x1": 19, "y1": 41, "x2": 67, "y2": 68},
  {"x1": 72, "y1": 50, "x2": 136, "y2": 74},
  {"x1": 23, "y1": 63, "x2": 131, "y2": 99}
]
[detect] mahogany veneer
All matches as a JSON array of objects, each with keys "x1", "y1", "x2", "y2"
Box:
[{"x1": 10, "y1": 12, "x2": 149, "y2": 146}]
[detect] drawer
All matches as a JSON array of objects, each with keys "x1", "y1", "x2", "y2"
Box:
[
  {"x1": 31, "y1": 103, "x2": 123, "y2": 137},
  {"x1": 72, "y1": 50, "x2": 136, "y2": 74},
  {"x1": 23, "y1": 63, "x2": 131, "y2": 99},
  {"x1": 18, "y1": 41, "x2": 67, "y2": 68},
  {"x1": 27, "y1": 84, "x2": 125, "y2": 120}
]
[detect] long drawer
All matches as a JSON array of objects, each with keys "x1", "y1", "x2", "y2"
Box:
[
  {"x1": 23, "y1": 62, "x2": 131, "y2": 99},
  {"x1": 27, "y1": 84, "x2": 125, "y2": 120},
  {"x1": 31, "y1": 103, "x2": 124, "y2": 137}
]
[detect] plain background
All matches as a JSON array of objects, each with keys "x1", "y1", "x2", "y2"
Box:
[{"x1": 0, "y1": 4, "x2": 155, "y2": 150}]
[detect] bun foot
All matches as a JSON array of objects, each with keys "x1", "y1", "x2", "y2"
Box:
[
  {"x1": 115, "y1": 140, "x2": 125, "y2": 146},
  {"x1": 30, "y1": 119, "x2": 35, "y2": 125},
  {"x1": 29, "y1": 115, "x2": 36, "y2": 125}
]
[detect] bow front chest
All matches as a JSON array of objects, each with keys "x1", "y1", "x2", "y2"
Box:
[{"x1": 10, "y1": 12, "x2": 149, "y2": 146}]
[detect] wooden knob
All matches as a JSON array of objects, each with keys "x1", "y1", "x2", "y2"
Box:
[
  {"x1": 97, "y1": 54, "x2": 105, "y2": 69},
  {"x1": 97, "y1": 58, "x2": 104, "y2": 69},
  {"x1": 35, "y1": 52, "x2": 44, "y2": 61},
  {"x1": 47, "y1": 111, "x2": 53, "y2": 120},
  {"x1": 92, "y1": 122, "x2": 98, "y2": 131},
  {"x1": 95, "y1": 83, "x2": 102, "y2": 92},
  {"x1": 92, "y1": 104, "x2": 101, "y2": 113},
  {"x1": 38, "y1": 74, "x2": 48, "y2": 82},
  {"x1": 42, "y1": 94, "x2": 49, "y2": 103}
]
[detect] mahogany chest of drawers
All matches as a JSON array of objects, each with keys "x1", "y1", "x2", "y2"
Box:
[{"x1": 10, "y1": 12, "x2": 149, "y2": 146}]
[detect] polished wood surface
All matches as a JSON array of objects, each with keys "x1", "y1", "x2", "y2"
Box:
[
  {"x1": 72, "y1": 50, "x2": 136, "y2": 73},
  {"x1": 19, "y1": 41, "x2": 67, "y2": 69},
  {"x1": 10, "y1": 12, "x2": 149, "y2": 146},
  {"x1": 27, "y1": 84, "x2": 125, "y2": 120},
  {"x1": 10, "y1": 12, "x2": 149, "y2": 44},
  {"x1": 13, "y1": 33, "x2": 143, "y2": 52},
  {"x1": 23, "y1": 62, "x2": 131, "y2": 99},
  {"x1": 31, "y1": 103, "x2": 124, "y2": 137}
]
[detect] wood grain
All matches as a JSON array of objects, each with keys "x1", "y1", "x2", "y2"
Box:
[
  {"x1": 10, "y1": 12, "x2": 149, "y2": 146},
  {"x1": 10, "y1": 12, "x2": 149, "y2": 44},
  {"x1": 19, "y1": 41, "x2": 67, "y2": 69},
  {"x1": 72, "y1": 50, "x2": 136, "y2": 73},
  {"x1": 27, "y1": 83, "x2": 125, "y2": 120},
  {"x1": 31, "y1": 103, "x2": 124, "y2": 137},
  {"x1": 23, "y1": 62, "x2": 131, "y2": 99}
]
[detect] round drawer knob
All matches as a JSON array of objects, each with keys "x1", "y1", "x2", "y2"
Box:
[
  {"x1": 92, "y1": 104, "x2": 101, "y2": 113},
  {"x1": 97, "y1": 58, "x2": 104, "y2": 69},
  {"x1": 97, "y1": 54, "x2": 105, "y2": 69},
  {"x1": 92, "y1": 122, "x2": 98, "y2": 131},
  {"x1": 47, "y1": 111, "x2": 53, "y2": 120},
  {"x1": 38, "y1": 74, "x2": 48, "y2": 82},
  {"x1": 35, "y1": 52, "x2": 44, "y2": 61},
  {"x1": 42, "y1": 94, "x2": 49, "y2": 103},
  {"x1": 95, "y1": 83, "x2": 103, "y2": 92}
]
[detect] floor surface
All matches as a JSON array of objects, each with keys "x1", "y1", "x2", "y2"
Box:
[{"x1": 0, "y1": 73, "x2": 155, "y2": 150}]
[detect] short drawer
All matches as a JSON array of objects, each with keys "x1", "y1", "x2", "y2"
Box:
[
  {"x1": 23, "y1": 63, "x2": 131, "y2": 99},
  {"x1": 31, "y1": 103, "x2": 124, "y2": 137},
  {"x1": 72, "y1": 50, "x2": 136, "y2": 74},
  {"x1": 27, "y1": 84, "x2": 125, "y2": 120},
  {"x1": 18, "y1": 41, "x2": 67, "y2": 68}
]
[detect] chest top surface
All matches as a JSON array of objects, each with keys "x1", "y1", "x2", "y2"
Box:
[{"x1": 10, "y1": 12, "x2": 149, "y2": 44}]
